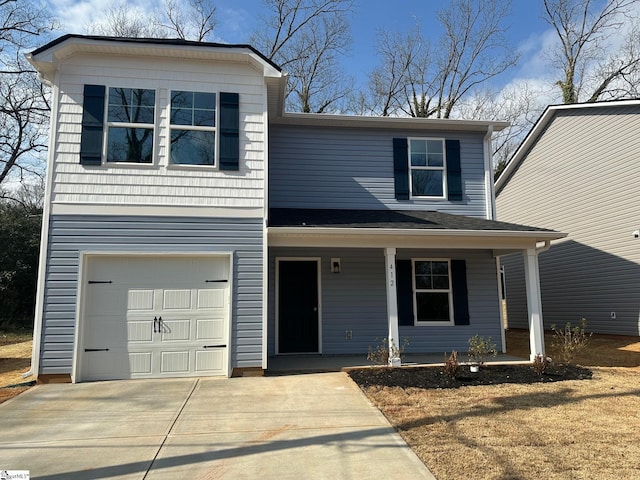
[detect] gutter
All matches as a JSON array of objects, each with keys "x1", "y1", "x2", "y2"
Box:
[{"x1": 536, "y1": 240, "x2": 552, "y2": 253}]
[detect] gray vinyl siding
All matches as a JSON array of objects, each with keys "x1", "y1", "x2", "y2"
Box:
[
  {"x1": 269, "y1": 125, "x2": 489, "y2": 217},
  {"x1": 267, "y1": 247, "x2": 501, "y2": 356},
  {"x1": 496, "y1": 105, "x2": 640, "y2": 336},
  {"x1": 39, "y1": 214, "x2": 263, "y2": 374}
]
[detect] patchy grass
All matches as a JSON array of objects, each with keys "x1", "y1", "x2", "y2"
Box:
[
  {"x1": 351, "y1": 329, "x2": 640, "y2": 480},
  {"x1": 0, "y1": 331, "x2": 33, "y2": 404}
]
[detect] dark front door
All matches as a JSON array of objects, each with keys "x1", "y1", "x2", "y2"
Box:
[{"x1": 278, "y1": 260, "x2": 319, "y2": 354}]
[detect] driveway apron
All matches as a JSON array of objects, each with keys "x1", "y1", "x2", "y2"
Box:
[{"x1": 0, "y1": 372, "x2": 435, "y2": 479}]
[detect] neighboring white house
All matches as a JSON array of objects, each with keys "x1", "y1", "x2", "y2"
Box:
[
  {"x1": 26, "y1": 34, "x2": 562, "y2": 383},
  {"x1": 496, "y1": 100, "x2": 640, "y2": 336}
]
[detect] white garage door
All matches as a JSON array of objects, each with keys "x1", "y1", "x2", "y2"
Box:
[{"x1": 78, "y1": 255, "x2": 230, "y2": 381}]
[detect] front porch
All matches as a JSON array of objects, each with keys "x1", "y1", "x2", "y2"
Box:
[{"x1": 266, "y1": 351, "x2": 527, "y2": 375}]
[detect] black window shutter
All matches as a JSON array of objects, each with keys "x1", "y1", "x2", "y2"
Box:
[
  {"x1": 393, "y1": 138, "x2": 409, "y2": 200},
  {"x1": 80, "y1": 84, "x2": 105, "y2": 165},
  {"x1": 451, "y1": 259, "x2": 470, "y2": 325},
  {"x1": 219, "y1": 92, "x2": 240, "y2": 171},
  {"x1": 446, "y1": 139, "x2": 462, "y2": 201},
  {"x1": 396, "y1": 259, "x2": 414, "y2": 326}
]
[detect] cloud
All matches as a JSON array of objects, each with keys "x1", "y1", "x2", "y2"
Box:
[{"x1": 49, "y1": 0, "x2": 157, "y2": 34}]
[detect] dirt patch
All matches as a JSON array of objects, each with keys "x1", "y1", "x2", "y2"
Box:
[{"x1": 0, "y1": 339, "x2": 33, "y2": 404}]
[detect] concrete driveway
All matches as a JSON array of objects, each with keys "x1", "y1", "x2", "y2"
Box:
[{"x1": 0, "y1": 372, "x2": 435, "y2": 479}]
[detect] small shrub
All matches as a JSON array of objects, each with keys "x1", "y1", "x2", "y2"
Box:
[
  {"x1": 443, "y1": 351, "x2": 460, "y2": 378},
  {"x1": 367, "y1": 337, "x2": 409, "y2": 366},
  {"x1": 532, "y1": 354, "x2": 550, "y2": 375},
  {"x1": 551, "y1": 318, "x2": 592, "y2": 365},
  {"x1": 467, "y1": 334, "x2": 497, "y2": 366}
]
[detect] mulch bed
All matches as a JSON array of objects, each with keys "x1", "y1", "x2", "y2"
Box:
[{"x1": 348, "y1": 364, "x2": 593, "y2": 389}]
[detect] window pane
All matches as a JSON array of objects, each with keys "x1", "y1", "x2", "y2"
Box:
[
  {"x1": 171, "y1": 108, "x2": 192, "y2": 126},
  {"x1": 171, "y1": 91, "x2": 193, "y2": 108},
  {"x1": 432, "y1": 275, "x2": 449, "y2": 289},
  {"x1": 411, "y1": 152, "x2": 427, "y2": 166},
  {"x1": 108, "y1": 88, "x2": 155, "y2": 123},
  {"x1": 415, "y1": 275, "x2": 432, "y2": 289},
  {"x1": 107, "y1": 127, "x2": 153, "y2": 163},
  {"x1": 427, "y1": 139, "x2": 443, "y2": 153},
  {"x1": 171, "y1": 91, "x2": 216, "y2": 127},
  {"x1": 431, "y1": 261, "x2": 449, "y2": 275},
  {"x1": 171, "y1": 129, "x2": 215, "y2": 165},
  {"x1": 194, "y1": 92, "x2": 216, "y2": 110},
  {"x1": 410, "y1": 139, "x2": 426, "y2": 153},
  {"x1": 194, "y1": 109, "x2": 215, "y2": 127},
  {"x1": 427, "y1": 153, "x2": 444, "y2": 167},
  {"x1": 414, "y1": 261, "x2": 431, "y2": 275},
  {"x1": 416, "y1": 292, "x2": 450, "y2": 322},
  {"x1": 412, "y1": 170, "x2": 443, "y2": 196}
]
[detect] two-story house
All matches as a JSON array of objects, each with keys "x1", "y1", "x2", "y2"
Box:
[{"x1": 26, "y1": 34, "x2": 562, "y2": 383}]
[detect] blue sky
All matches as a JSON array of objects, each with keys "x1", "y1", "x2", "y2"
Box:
[{"x1": 46, "y1": 0, "x2": 554, "y2": 94}]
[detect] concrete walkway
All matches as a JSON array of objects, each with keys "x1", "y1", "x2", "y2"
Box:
[{"x1": 0, "y1": 373, "x2": 435, "y2": 479}]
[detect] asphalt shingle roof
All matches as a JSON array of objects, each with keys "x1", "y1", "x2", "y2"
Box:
[{"x1": 268, "y1": 208, "x2": 556, "y2": 233}]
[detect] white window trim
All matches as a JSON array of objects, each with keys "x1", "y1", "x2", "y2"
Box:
[
  {"x1": 104, "y1": 87, "x2": 157, "y2": 165},
  {"x1": 411, "y1": 258, "x2": 454, "y2": 326},
  {"x1": 168, "y1": 89, "x2": 218, "y2": 168},
  {"x1": 408, "y1": 137, "x2": 447, "y2": 200}
]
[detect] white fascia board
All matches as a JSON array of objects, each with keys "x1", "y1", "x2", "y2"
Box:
[
  {"x1": 268, "y1": 227, "x2": 566, "y2": 249},
  {"x1": 271, "y1": 112, "x2": 509, "y2": 132}
]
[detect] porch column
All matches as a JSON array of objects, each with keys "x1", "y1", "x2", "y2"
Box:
[
  {"x1": 523, "y1": 248, "x2": 545, "y2": 361},
  {"x1": 384, "y1": 248, "x2": 401, "y2": 366}
]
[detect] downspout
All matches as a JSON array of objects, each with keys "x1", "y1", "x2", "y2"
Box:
[
  {"x1": 536, "y1": 240, "x2": 551, "y2": 254},
  {"x1": 23, "y1": 69, "x2": 58, "y2": 380},
  {"x1": 484, "y1": 124, "x2": 496, "y2": 220}
]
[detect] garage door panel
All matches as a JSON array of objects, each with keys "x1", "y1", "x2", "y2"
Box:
[
  {"x1": 160, "y1": 319, "x2": 191, "y2": 341},
  {"x1": 128, "y1": 320, "x2": 153, "y2": 342},
  {"x1": 195, "y1": 350, "x2": 224, "y2": 373},
  {"x1": 129, "y1": 351, "x2": 153, "y2": 375},
  {"x1": 128, "y1": 289, "x2": 155, "y2": 310},
  {"x1": 197, "y1": 288, "x2": 225, "y2": 309},
  {"x1": 81, "y1": 256, "x2": 230, "y2": 381},
  {"x1": 161, "y1": 351, "x2": 190, "y2": 373},
  {"x1": 163, "y1": 290, "x2": 192, "y2": 310},
  {"x1": 196, "y1": 318, "x2": 225, "y2": 341}
]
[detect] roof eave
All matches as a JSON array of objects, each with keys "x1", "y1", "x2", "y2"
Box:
[
  {"x1": 268, "y1": 226, "x2": 566, "y2": 249},
  {"x1": 271, "y1": 112, "x2": 509, "y2": 132}
]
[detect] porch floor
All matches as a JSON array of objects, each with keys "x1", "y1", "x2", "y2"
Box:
[{"x1": 266, "y1": 352, "x2": 527, "y2": 375}]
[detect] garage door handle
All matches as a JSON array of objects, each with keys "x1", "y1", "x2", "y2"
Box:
[
  {"x1": 85, "y1": 348, "x2": 109, "y2": 352},
  {"x1": 203, "y1": 345, "x2": 226, "y2": 348},
  {"x1": 153, "y1": 316, "x2": 158, "y2": 333}
]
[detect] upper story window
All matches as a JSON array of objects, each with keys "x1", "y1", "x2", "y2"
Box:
[
  {"x1": 409, "y1": 138, "x2": 446, "y2": 198},
  {"x1": 106, "y1": 87, "x2": 155, "y2": 163},
  {"x1": 412, "y1": 259, "x2": 453, "y2": 325},
  {"x1": 170, "y1": 91, "x2": 216, "y2": 166}
]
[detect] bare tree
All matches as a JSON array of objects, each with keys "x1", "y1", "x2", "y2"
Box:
[
  {"x1": 0, "y1": 0, "x2": 57, "y2": 190},
  {"x1": 543, "y1": 0, "x2": 640, "y2": 103},
  {"x1": 251, "y1": 0, "x2": 355, "y2": 113},
  {"x1": 165, "y1": 0, "x2": 216, "y2": 41},
  {"x1": 367, "y1": 28, "x2": 429, "y2": 116},
  {"x1": 86, "y1": 0, "x2": 217, "y2": 41},
  {"x1": 367, "y1": 0, "x2": 517, "y2": 119}
]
